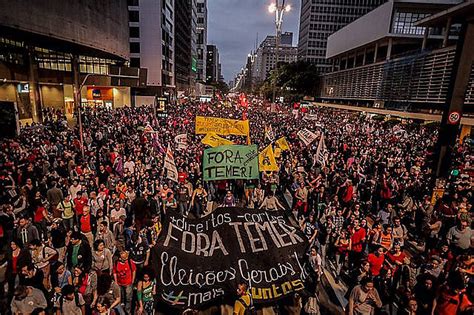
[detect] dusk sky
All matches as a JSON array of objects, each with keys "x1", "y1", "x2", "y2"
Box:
[{"x1": 207, "y1": 0, "x2": 301, "y2": 82}]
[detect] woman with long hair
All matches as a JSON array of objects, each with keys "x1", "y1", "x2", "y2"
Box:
[
  {"x1": 4, "y1": 239, "x2": 31, "y2": 301},
  {"x1": 190, "y1": 182, "x2": 207, "y2": 218},
  {"x1": 334, "y1": 229, "x2": 351, "y2": 282},
  {"x1": 72, "y1": 264, "x2": 97, "y2": 306},
  {"x1": 136, "y1": 268, "x2": 156, "y2": 315}
]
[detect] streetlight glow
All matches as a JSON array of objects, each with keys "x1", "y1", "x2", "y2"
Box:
[
  {"x1": 268, "y1": 3, "x2": 276, "y2": 13},
  {"x1": 285, "y1": 4, "x2": 291, "y2": 12}
]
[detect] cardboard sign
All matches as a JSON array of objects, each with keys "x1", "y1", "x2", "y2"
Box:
[
  {"x1": 195, "y1": 116, "x2": 250, "y2": 136},
  {"x1": 202, "y1": 145, "x2": 259, "y2": 181}
]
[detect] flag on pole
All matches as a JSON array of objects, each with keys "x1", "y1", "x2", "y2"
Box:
[
  {"x1": 265, "y1": 125, "x2": 275, "y2": 142},
  {"x1": 275, "y1": 137, "x2": 290, "y2": 151},
  {"x1": 259, "y1": 145, "x2": 279, "y2": 172},
  {"x1": 164, "y1": 144, "x2": 179, "y2": 182},
  {"x1": 315, "y1": 133, "x2": 328, "y2": 167}
]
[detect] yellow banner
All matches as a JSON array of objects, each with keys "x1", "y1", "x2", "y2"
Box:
[
  {"x1": 275, "y1": 137, "x2": 290, "y2": 151},
  {"x1": 201, "y1": 133, "x2": 234, "y2": 147},
  {"x1": 274, "y1": 147, "x2": 282, "y2": 158},
  {"x1": 195, "y1": 116, "x2": 250, "y2": 136},
  {"x1": 259, "y1": 145, "x2": 279, "y2": 172}
]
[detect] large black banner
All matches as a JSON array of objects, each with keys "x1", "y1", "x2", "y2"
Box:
[{"x1": 155, "y1": 207, "x2": 309, "y2": 309}]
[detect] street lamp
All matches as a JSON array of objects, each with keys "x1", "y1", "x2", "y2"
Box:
[{"x1": 268, "y1": 0, "x2": 290, "y2": 104}]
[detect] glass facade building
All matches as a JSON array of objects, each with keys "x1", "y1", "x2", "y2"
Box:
[{"x1": 297, "y1": 0, "x2": 387, "y2": 74}]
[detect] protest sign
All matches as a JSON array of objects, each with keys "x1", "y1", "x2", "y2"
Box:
[
  {"x1": 303, "y1": 114, "x2": 318, "y2": 121},
  {"x1": 201, "y1": 133, "x2": 234, "y2": 147},
  {"x1": 175, "y1": 133, "x2": 188, "y2": 150},
  {"x1": 259, "y1": 145, "x2": 279, "y2": 172},
  {"x1": 195, "y1": 116, "x2": 250, "y2": 136},
  {"x1": 315, "y1": 133, "x2": 328, "y2": 167},
  {"x1": 202, "y1": 145, "x2": 259, "y2": 181},
  {"x1": 265, "y1": 125, "x2": 275, "y2": 142},
  {"x1": 164, "y1": 144, "x2": 178, "y2": 182},
  {"x1": 275, "y1": 137, "x2": 290, "y2": 151},
  {"x1": 297, "y1": 129, "x2": 318, "y2": 146},
  {"x1": 154, "y1": 207, "x2": 309, "y2": 309}
]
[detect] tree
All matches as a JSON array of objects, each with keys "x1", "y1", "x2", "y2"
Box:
[
  {"x1": 262, "y1": 61, "x2": 321, "y2": 101},
  {"x1": 211, "y1": 80, "x2": 230, "y2": 95}
]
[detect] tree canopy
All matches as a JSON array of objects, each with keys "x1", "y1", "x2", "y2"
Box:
[{"x1": 259, "y1": 60, "x2": 320, "y2": 101}]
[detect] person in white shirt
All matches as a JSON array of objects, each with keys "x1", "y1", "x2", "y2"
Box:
[
  {"x1": 123, "y1": 158, "x2": 135, "y2": 174},
  {"x1": 110, "y1": 202, "x2": 126, "y2": 223},
  {"x1": 69, "y1": 180, "x2": 82, "y2": 199}
]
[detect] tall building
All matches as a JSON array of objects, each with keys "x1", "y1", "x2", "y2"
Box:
[
  {"x1": 320, "y1": 0, "x2": 469, "y2": 113},
  {"x1": 0, "y1": 0, "x2": 143, "y2": 124},
  {"x1": 128, "y1": 0, "x2": 174, "y2": 104},
  {"x1": 297, "y1": 0, "x2": 387, "y2": 74},
  {"x1": 252, "y1": 32, "x2": 298, "y2": 83},
  {"x1": 206, "y1": 45, "x2": 220, "y2": 84},
  {"x1": 174, "y1": 0, "x2": 197, "y2": 95},
  {"x1": 196, "y1": 0, "x2": 208, "y2": 83}
]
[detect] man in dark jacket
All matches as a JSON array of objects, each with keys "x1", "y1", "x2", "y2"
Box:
[
  {"x1": 65, "y1": 231, "x2": 92, "y2": 271},
  {"x1": 19, "y1": 263, "x2": 47, "y2": 296},
  {"x1": 46, "y1": 181, "x2": 64, "y2": 218},
  {"x1": 15, "y1": 217, "x2": 40, "y2": 245}
]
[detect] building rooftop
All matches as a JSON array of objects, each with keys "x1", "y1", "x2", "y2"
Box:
[
  {"x1": 326, "y1": 0, "x2": 461, "y2": 59},
  {"x1": 416, "y1": 0, "x2": 474, "y2": 25}
]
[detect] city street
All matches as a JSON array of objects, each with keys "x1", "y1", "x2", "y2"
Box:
[{"x1": 0, "y1": 1, "x2": 473, "y2": 315}]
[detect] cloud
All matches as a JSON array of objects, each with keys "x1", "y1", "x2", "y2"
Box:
[{"x1": 207, "y1": 0, "x2": 300, "y2": 82}]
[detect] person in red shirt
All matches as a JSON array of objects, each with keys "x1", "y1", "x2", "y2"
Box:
[
  {"x1": 177, "y1": 169, "x2": 188, "y2": 184},
  {"x1": 386, "y1": 242, "x2": 409, "y2": 288},
  {"x1": 78, "y1": 206, "x2": 96, "y2": 246},
  {"x1": 432, "y1": 272, "x2": 472, "y2": 315},
  {"x1": 349, "y1": 218, "x2": 367, "y2": 268},
  {"x1": 73, "y1": 191, "x2": 87, "y2": 217},
  {"x1": 368, "y1": 246, "x2": 385, "y2": 277},
  {"x1": 114, "y1": 250, "x2": 136, "y2": 315}
]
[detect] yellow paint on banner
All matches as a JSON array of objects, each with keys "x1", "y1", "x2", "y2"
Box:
[
  {"x1": 259, "y1": 145, "x2": 279, "y2": 172},
  {"x1": 274, "y1": 147, "x2": 282, "y2": 158},
  {"x1": 275, "y1": 137, "x2": 290, "y2": 151},
  {"x1": 201, "y1": 133, "x2": 234, "y2": 147},
  {"x1": 195, "y1": 116, "x2": 250, "y2": 136}
]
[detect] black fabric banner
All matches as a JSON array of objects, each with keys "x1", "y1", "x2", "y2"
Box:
[{"x1": 154, "y1": 207, "x2": 309, "y2": 309}]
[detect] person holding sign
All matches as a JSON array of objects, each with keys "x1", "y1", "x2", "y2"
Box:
[
  {"x1": 190, "y1": 182, "x2": 208, "y2": 218},
  {"x1": 259, "y1": 191, "x2": 285, "y2": 211},
  {"x1": 222, "y1": 191, "x2": 236, "y2": 207}
]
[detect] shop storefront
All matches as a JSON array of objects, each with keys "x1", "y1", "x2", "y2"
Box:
[
  {"x1": 83, "y1": 86, "x2": 131, "y2": 109},
  {"x1": 86, "y1": 87, "x2": 114, "y2": 108}
]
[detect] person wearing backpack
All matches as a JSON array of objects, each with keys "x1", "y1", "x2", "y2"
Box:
[
  {"x1": 55, "y1": 284, "x2": 85, "y2": 315},
  {"x1": 233, "y1": 282, "x2": 255, "y2": 315},
  {"x1": 113, "y1": 250, "x2": 136, "y2": 315},
  {"x1": 28, "y1": 239, "x2": 58, "y2": 290}
]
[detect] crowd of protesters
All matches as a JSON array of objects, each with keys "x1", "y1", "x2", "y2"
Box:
[{"x1": 0, "y1": 97, "x2": 472, "y2": 315}]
